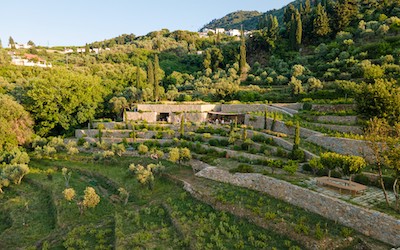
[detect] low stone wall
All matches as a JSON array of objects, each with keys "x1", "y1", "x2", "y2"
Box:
[
  {"x1": 196, "y1": 167, "x2": 400, "y2": 246},
  {"x1": 306, "y1": 135, "x2": 372, "y2": 159},
  {"x1": 310, "y1": 123, "x2": 363, "y2": 134},
  {"x1": 244, "y1": 115, "x2": 321, "y2": 138},
  {"x1": 247, "y1": 130, "x2": 317, "y2": 160},
  {"x1": 316, "y1": 115, "x2": 358, "y2": 124},
  {"x1": 92, "y1": 122, "x2": 125, "y2": 130},
  {"x1": 221, "y1": 104, "x2": 267, "y2": 113},
  {"x1": 125, "y1": 112, "x2": 157, "y2": 123},
  {"x1": 311, "y1": 104, "x2": 357, "y2": 112},
  {"x1": 76, "y1": 129, "x2": 132, "y2": 139},
  {"x1": 273, "y1": 103, "x2": 303, "y2": 111}
]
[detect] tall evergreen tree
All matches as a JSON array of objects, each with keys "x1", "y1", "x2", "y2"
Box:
[
  {"x1": 284, "y1": 4, "x2": 297, "y2": 35},
  {"x1": 85, "y1": 43, "x2": 90, "y2": 55},
  {"x1": 289, "y1": 14, "x2": 297, "y2": 50},
  {"x1": 335, "y1": 0, "x2": 359, "y2": 31},
  {"x1": 147, "y1": 59, "x2": 154, "y2": 92},
  {"x1": 203, "y1": 50, "x2": 211, "y2": 71},
  {"x1": 8, "y1": 36, "x2": 15, "y2": 49},
  {"x1": 295, "y1": 11, "x2": 303, "y2": 49},
  {"x1": 268, "y1": 15, "x2": 279, "y2": 41},
  {"x1": 293, "y1": 121, "x2": 301, "y2": 150},
  {"x1": 314, "y1": 3, "x2": 331, "y2": 37},
  {"x1": 153, "y1": 54, "x2": 160, "y2": 102},
  {"x1": 239, "y1": 27, "x2": 247, "y2": 76},
  {"x1": 305, "y1": 0, "x2": 312, "y2": 13}
]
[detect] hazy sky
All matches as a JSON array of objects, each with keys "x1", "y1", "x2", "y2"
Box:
[{"x1": 0, "y1": 0, "x2": 292, "y2": 46}]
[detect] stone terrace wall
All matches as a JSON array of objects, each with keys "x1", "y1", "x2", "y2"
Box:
[
  {"x1": 310, "y1": 123, "x2": 363, "y2": 134},
  {"x1": 311, "y1": 104, "x2": 357, "y2": 112},
  {"x1": 221, "y1": 104, "x2": 295, "y2": 116},
  {"x1": 125, "y1": 112, "x2": 157, "y2": 123},
  {"x1": 196, "y1": 167, "x2": 400, "y2": 246},
  {"x1": 244, "y1": 115, "x2": 321, "y2": 138},
  {"x1": 316, "y1": 115, "x2": 358, "y2": 124},
  {"x1": 306, "y1": 135, "x2": 372, "y2": 159},
  {"x1": 137, "y1": 104, "x2": 219, "y2": 113},
  {"x1": 273, "y1": 103, "x2": 303, "y2": 111},
  {"x1": 221, "y1": 104, "x2": 267, "y2": 113}
]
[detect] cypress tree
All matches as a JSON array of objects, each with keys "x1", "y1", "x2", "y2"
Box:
[
  {"x1": 314, "y1": 3, "x2": 331, "y2": 37},
  {"x1": 295, "y1": 11, "x2": 302, "y2": 50},
  {"x1": 289, "y1": 14, "x2": 297, "y2": 50},
  {"x1": 264, "y1": 109, "x2": 268, "y2": 130},
  {"x1": 180, "y1": 114, "x2": 185, "y2": 138},
  {"x1": 8, "y1": 36, "x2": 15, "y2": 49},
  {"x1": 153, "y1": 54, "x2": 160, "y2": 102},
  {"x1": 269, "y1": 15, "x2": 279, "y2": 41},
  {"x1": 203, "y1": 50, "x2": 211, "y2": 71},
  {"x1": 294, "y1": 121, "x2": 301, "y2": 150},
  {"x1": 147, "y1": 59, "x2": 154, "y2": 92},
  {"x1": 305, "y1": 0, "x2": 311, "y2": 13},
  {"x1": 239, "y1": 27, "x2": 247, "y2": 76},
  {"x1": 85, "y1": 43, "x2": 90, "y2": 55},
  {"x1": 242, "y1": 126, "x2": 247, "y2": 140},
  {"x1": 335, "y1": 0, "x2": 359, "y2": 31}
]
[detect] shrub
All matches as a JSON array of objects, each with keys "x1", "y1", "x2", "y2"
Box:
[
  {"x1": 138, "y1": 144, "x2": 149, "y2": 155},
  {"x1": 283, "y1": 160, "x2": 298, "y2": 175},
  {"x1": 229, "y1": 164, "x2": 254, "y2": 174},
  {"x1": 112, "y1": 143, "x2": 126, "y2": 157},
  {"x1": 77, "y1": 138, "x2": 86, "y2": 146},
  {"x1": 290, "y1": 149, "x2": 305, "y2": 162}
]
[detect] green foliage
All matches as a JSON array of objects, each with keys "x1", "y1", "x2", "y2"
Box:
[
  {"x1": 283, "y1": 160, "x2": 298, "y2": 175},
  {"x1": 138, "y1": 144, "x2": 149, "y2": 155},
  {"x1": 357, "y1": 79, "x2": 400, "y2": 125},
  {"x1": 21, "y1": 68, "x2": 102, "y2": 136},
  {"x1": 229, "y1": 164, "x2": 255, "y2": 174},
  {"x1": 320, "y1": 152, "x2": 366, "y2": 177}
]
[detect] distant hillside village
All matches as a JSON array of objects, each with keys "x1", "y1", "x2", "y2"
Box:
[{"x1": 198, "y1": 28, "x2": 252, "y2": 38}]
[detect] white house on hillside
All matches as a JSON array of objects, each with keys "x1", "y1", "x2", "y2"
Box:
[
  {"x1": 226, "y1": 29, "x2": 241, "y2": 37},
  {"x1": 9, "y1": 43, "x2": 32, "y2": 49}
]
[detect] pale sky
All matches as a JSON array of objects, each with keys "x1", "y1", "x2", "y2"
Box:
[{"x1": 0, "y1": 0, "x2": 293, "y2": 46}]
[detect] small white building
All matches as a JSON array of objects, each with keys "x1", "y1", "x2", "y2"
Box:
[
  {"x1": 226, "y1": 29, "x2": 241, "y2": 37},
  {"x1": 215, "y1": 28, "x2": 225, "y2": 34},
  {"x1": 9, "y1": 43, "x2": 32, "y2": 49},
  {"x1": 62, "y1": 48, "x2": 74, "y2": 54}
]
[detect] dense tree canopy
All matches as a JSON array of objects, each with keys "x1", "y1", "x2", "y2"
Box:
[{"x1": 22, "y1": 68, "x2": 103, "y2": 136}]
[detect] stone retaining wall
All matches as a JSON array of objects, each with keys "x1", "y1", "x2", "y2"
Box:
[
  {"x1": 306, "y1": 135, "x2": 372, "y2": 159},
  {"x1": 221, "y1": 104, "x2": 267, "y2": 113},
  {"x1": 316, "y1": 115, "x2": 358, "y2": 124},
  {"x1": 311, "y1": 104, "x2": 357, "y2": 112},
  {"x1": 247, "y1": 130, "x2": 317, "y2": 160},
  {"x1": 310, "y1": 123, "x2": 363, "y2": 134},
  {"x1": 244, "y1": 115, "x2": 321, "y2": 138},
  {"x1": 196, "y1": 167, "x2": 400, "y2": 247}
]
